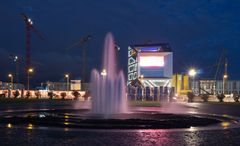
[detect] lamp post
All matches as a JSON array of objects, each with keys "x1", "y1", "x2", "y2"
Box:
[
  {"x1": 65, "y1": 74, "x2": 70, "y2": 91},
  {"x1": 9, "y1": 55, "x2": 20, "y2": 89},
  {"x1": 101, "y1": 69, "x2": 107, "y2": 76},
  {"x1": 223, "y1": 74, "x2": 228, "y2": 94},
  {"x1": 14, "y1": 55, "x2": 19, "y2": 89},
  {"x1": 8, "y1": 74, "x2": 13, "y2": 90},
  {"x1": 27, "y1": 68, "x2": 34, "y2": 90},
  {"x1": 188, "y1": 69, "x2": 197, "y2": 93}
]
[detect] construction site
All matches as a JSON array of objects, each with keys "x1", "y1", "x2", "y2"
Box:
[{"x1": 0, "y1": 13, "x2": 239, "y2": 102}]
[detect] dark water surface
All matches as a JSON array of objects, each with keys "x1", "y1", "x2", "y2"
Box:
[{"x1": 0, "y1": 100, "x2": 240, "y2": 146}]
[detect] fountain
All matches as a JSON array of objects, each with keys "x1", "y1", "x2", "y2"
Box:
[
  {"x1": 91, "y1": 33, "x2": 127, "y2": 115},
  {"x1": 0, "y1": 33, "x2": 232, "y2": 132}
]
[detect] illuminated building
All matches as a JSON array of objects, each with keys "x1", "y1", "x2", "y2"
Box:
[
  {"x1": 127, "y1": 43, "x2": 173, "y2": 101},
  {"x1": 172, "y1": 74, "x2": 191, "y2": 96},
  {"x1": 41, "y1": 80, "x2": 81, "y2": 91},
  {"x1": 192, "y1": 79, "x2": 240, "y2": 95},
  {"x1": 128, "y1": 43, "x2": 173, "y2": 87}
]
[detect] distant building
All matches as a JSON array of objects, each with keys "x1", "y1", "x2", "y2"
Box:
[
  {"x1": 41, "y1": 80, "x2": 85, "y2": 91},
  {"x1": 71, "y1": 80, "x2": 81, "y2": 91},
  {"x1": 191, "y1": 79, "x2": 240, "y2": 95},
  {"x1": 43, "y1": 81, "x2": 67, "y2": 91},
  {"x1": 0, "y1": 81, "x2": 25, "y2": 90},
  {"x1": 172, "y1": 74, "x2": 191, "y2": 96}
]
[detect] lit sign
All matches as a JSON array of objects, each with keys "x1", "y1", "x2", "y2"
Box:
[
  {"x1": 140, "y1": 47, "x2": 159, "y2": 52},
  {"x1": 140, "y1": 56, "x2": 164, "y2": 67}
]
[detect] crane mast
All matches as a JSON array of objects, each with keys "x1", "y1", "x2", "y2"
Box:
[{"x1": 20, "y1": 13, "x2": 44, "y2": 87}]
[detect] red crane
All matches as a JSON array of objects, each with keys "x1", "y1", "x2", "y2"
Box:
[{"x1": 20, "y1": 13, "x2": 44, "y2": 85}]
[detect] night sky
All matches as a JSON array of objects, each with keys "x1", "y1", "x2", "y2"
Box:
[{"x1": 0, "y1": 0, "x2": 240, "y2": 87}]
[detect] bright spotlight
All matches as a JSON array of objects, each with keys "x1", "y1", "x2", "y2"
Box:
[{"x1": 188, "y1": 69, "x2": 197, "y2": 77}]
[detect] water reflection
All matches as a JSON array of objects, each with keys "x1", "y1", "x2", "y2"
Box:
[
  {"x1": 64, "y1": 122, "x2": 69, "y2": 125},
  {"x1": 27, "y1": 123, "x2": 33, "y2": 130},
  {"x1": 221, "y1": 122, "x2": 231, "y2": 129},
  {"x1": 188, "y1": 126, "x2": 198, "y2": 132},
  {"x1": 7, "y1": 123, "x2": 12, "y2": 128}
]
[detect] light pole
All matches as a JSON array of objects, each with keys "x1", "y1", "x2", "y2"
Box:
[
  {"x1": 223, "y1": 74, "x2": 228, "y2": 94},
  {"x1": 8, "y1": 74, "x2": 13, "y2": 90},
  {"x1": 188, "y1": 69, "x2": 197, "y2": 94},
  {"x1": 9, "y1": 55, "x2": 20, "y2": 89},
  {"x1": 27, "y1": 68, "x2": 34, "y2": 90},
  {"x1": 140, "y1": 75, "x2": 144, "y2": 101},
  {"x1": 223, "y1": 59, "x2": 228, "y2": 95},
  {"x1": 14, "y1": 55, "x2": 19, "y2": 89},
  {"x1": 101, "y1": 69, "x2": 107, "y2": 76},
  {"x1": 65, "y1": 74, "x2": 70, "y2": 91}
]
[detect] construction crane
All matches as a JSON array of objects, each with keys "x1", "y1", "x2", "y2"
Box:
[
  {"x1": 195, "y1": 48, "x2": 228, "y2": 96},
  {"x1": 66, "y1": 35, "x2": 92, "y2": 83},
  {"x1": 214, "y1": 48, "x2": 228, "y2": 94},
  {"x1": 20, "y1": 13, "x2": 44, "y2": 85}
]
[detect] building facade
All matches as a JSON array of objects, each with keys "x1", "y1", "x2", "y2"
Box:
[
  {"x1": 127, "y1": 43, "x2": 174, "y2": 101},
  {"x1": 128, "y1": 43, "x2": 173, "y2": 87},
  {"x1": 0, "y1": 81, "x2": 25, "y2": 90},
  {"x1": 191, "y1": 79, "x2": 240, "y2": 95},
  {"x1": 41, "y1": 80, "x2": 84, "y2": 91}
]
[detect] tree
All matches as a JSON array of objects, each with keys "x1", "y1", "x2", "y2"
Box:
[
  {"x1": 233, "y1": 92, "x2": 239, "y2": 102},
  {"x1": 13, "y1": 90, "x2": 20, "y2": 98},
  {"x1": 72, "y1": 91, "x2": 80, "y2": 100},
  {"x1": 201, "y1": 94, "x2": 209, "y2": 102},
  {"x1": 7, "y1": 89, "x2": 11, "y2": 98},
  {"x1": 60, "y1": 92, "x2": 67, "y2": 100},
  {"x1": 83, "y1": 90, "x2": 90, "y2": 101},
  {"x1": 35, "y1": 91, "x2": 41, "y2": 99},
  {"x1": 26, "y1": 91, "x2": 31, "y2": 99},
  {"x1": 48, "y1": 91, "x2": 54, "y2": 99},
  {"x1": 217, "y1": 94, "x2": 225, "y2": 102}
]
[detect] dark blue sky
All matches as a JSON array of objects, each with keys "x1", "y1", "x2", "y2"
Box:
[{"x1": 0, "y1": 0, "x2": 240, "y2": 86}]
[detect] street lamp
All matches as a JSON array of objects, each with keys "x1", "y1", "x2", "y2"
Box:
[
  {"x1": 101, "y1": 69, "x2": 107, "y2": 76},
  {"x1": 8, "y1": 74, "x2": 13, "y2": 90},
  {"x1": 188, "y1": 68, "x2": 197, "y2": 93},
  {"x1": 13, "y1": 56, "x2": 19, "y2": 89},
  {"x1": 27, "y1": 68, "x2": 34, "y2": 90},
  {"x1": 223, "y1": 74, "x2": 228, "y2": 94},
  {"x1": 9, "y1": 55, "x2": 20, "y2": 89},
  {"x1": 65, "y1": 74, "x2": 70, "y2": 91}
]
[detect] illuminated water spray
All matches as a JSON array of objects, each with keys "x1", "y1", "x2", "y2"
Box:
[{"x1": 91, "y1": 33, "x2": 127, "y2": 115}]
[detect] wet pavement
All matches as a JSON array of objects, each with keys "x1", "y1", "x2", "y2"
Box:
[{"x1": 0, "y1": 100, "x2": 240, "y2": 146}]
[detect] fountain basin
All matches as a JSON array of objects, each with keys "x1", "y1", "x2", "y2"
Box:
[{"x1": 0, "y1": 109, "x2": 236, "y2": 130}]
